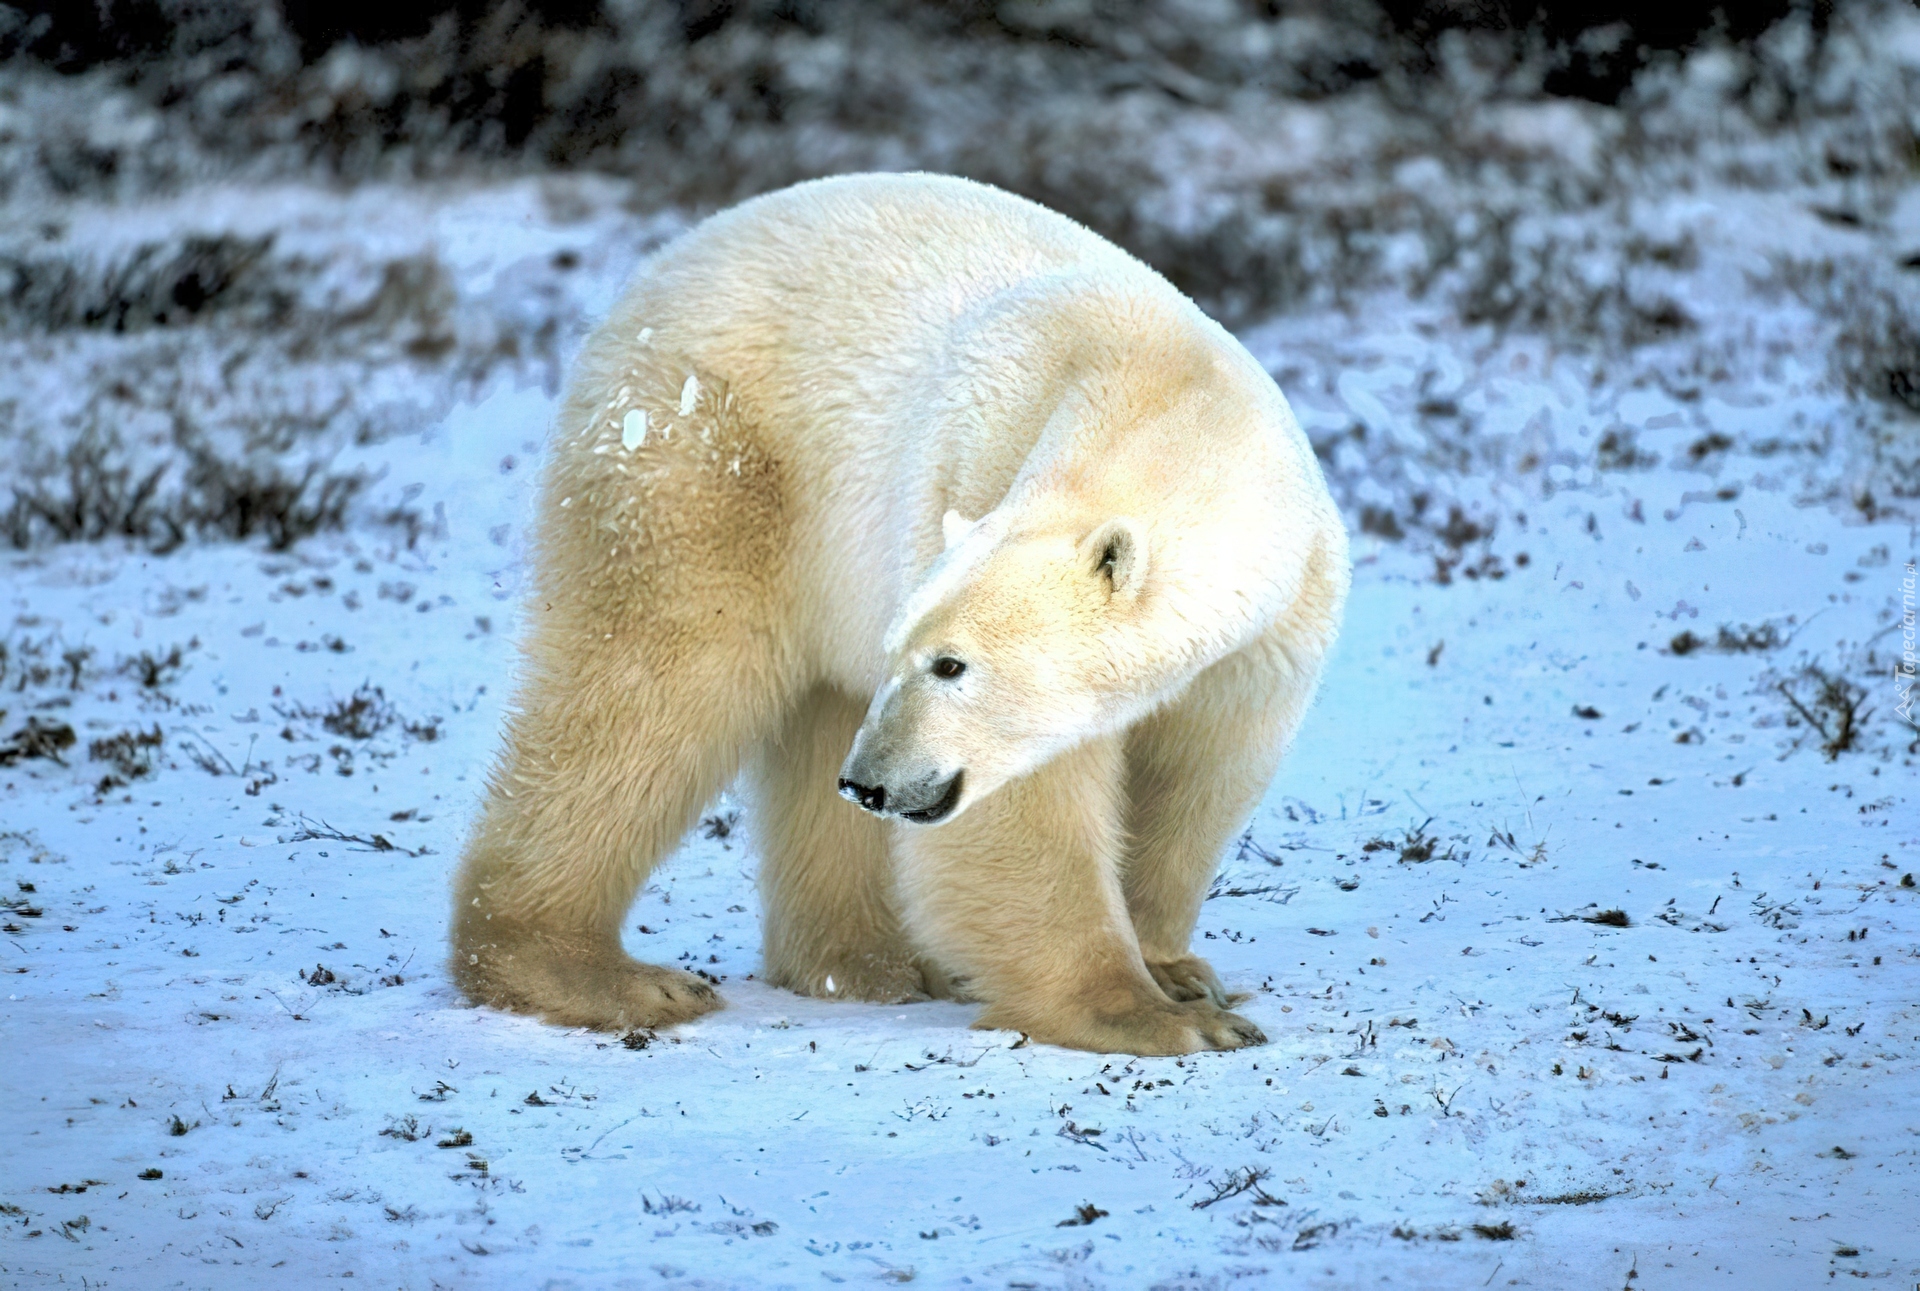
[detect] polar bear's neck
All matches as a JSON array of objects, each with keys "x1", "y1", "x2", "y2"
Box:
[
  {"x1": 1002, "y1": 302, "x2": 1318, "y2": 669},
  {"x1": 892, "y1": 275, "x2": 1333, "y2": 693}
]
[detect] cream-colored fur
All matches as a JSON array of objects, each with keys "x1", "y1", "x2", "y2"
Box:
[{"x1": 451, "y1": 173, "x2": 1348, "y2": 1056}]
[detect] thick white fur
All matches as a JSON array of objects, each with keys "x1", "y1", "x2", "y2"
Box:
[{"x1": 450, "y1": 173, "x2": 1349, "y2": 1055}]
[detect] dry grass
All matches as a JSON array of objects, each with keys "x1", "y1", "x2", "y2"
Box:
[
  {"x1": 2, "y1": 425, "x2": 373, "y2": 552},
  {"x1": 1776, "y1": 666, "x2": 1871, "y2": 760}
]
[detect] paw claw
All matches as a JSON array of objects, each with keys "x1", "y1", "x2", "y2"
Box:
[{"x1": 1147, "y1": 955, "x2": 1229, "y2": 1008}]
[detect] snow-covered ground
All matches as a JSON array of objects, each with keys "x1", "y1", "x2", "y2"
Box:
[{"x1": 2, "y1": 175, "x2": 1917, "y2": 1290}]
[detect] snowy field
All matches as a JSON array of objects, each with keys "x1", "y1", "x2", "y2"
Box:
[
  {"x1": 0, "y1": 173, "x2": 1912, "y2": 1291},
  {"x1": 0, "y1": 166, "x2": 1914, "y2": 1290}
]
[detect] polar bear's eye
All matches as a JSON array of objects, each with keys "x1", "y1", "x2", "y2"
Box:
[{"x1": 931, "y1": 657, "x2": 966, "y2": 680}]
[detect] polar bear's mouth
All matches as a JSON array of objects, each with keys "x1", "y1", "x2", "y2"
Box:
[{"x1": 899, "y1": 771, "x2": 964, "y2": 825}]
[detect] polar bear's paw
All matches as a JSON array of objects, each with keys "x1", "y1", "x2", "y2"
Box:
[
  {"x1": 1171, "y1": 1000, "x2": 1268, "y2": 1052},
  {"x1": 975, "y1": 993, "x2": 1266, "y2": 1056},
  {"x1": 775, "y1": 955, "x2": 935, "y2": 1005},
  {"x1": 916, "y1": 961, "x2": 981, "y2": 1004},
  {"x1": 1146, "y1": 954, "x2": 1230, "y2": 1007},
  {"x1": 454, "y1": 933, "x2": 723, "y2": 1033},
  {"x1": 568, "y1": 959, "x2": 723, "y2": 1033}
]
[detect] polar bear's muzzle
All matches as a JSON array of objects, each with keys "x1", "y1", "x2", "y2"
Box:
[
  {"x1": 894, "y1": 770, "x2": 964, "y2": 824},
  {"x1": 837, "y1": 766, "x2": 964, "y2": 826},
  {"x1": 839, "y1": 677, "x2": 969, "y2": 825}
]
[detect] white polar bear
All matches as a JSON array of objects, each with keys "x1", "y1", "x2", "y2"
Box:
[{"x1": 451, "y1": 172, "x2": 1348, "y2": 1055}]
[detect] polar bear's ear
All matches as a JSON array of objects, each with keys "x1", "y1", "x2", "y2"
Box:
[
  {"x1": 942, "y1": 510, "x2": 977, "y2": 552},
  {"x1": 1084, "y1": 518, "x2": 1148, "y2": 603}
]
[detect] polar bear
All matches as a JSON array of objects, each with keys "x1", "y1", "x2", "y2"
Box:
[{"x1": 451, "y1": 173, "x2": 1348, "y2": 1056}]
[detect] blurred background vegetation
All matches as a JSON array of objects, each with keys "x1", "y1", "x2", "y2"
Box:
[
  {"x1": 0, "y1": 0, "x2": 1912, "y2": 556},
  {"x1": 0, "y1": 0, "x2": 1894, "y2": 320}
]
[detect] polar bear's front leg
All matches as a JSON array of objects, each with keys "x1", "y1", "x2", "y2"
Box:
[
  {"x1": 746, "y1": 685, "x2": 933, "y2": 1003},
  {"x1": 1123, "y1": 630, "x2": 1317, "y2": 1006},
  {"x1": 892, "y1": 734, "x2": 1266, "y2": 1056}
]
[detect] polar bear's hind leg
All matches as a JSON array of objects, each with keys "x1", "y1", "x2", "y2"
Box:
[
  {"x1": 450, "y1": 352, "x2": 793, "y2": 1033},
  {"x1": 450, "y1": 631, "x2": 780, "y2": 1031}
]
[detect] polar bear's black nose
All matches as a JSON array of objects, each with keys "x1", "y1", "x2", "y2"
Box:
[{"x1": 838, "y1": 779, "x2": 886, "y2": 813}]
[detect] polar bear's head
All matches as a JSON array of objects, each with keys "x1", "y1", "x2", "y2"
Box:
[{"x1": 838, "y1": 506, "x2": 1160, "y2": 826}]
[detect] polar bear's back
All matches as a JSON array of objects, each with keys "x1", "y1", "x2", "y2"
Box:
[
  {"x1": 657, "y1": 172, "x2": 1144, "y2": 321},
  {"x1": 592, "y1": 174, "x2": 1157, "y2": 419}
]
